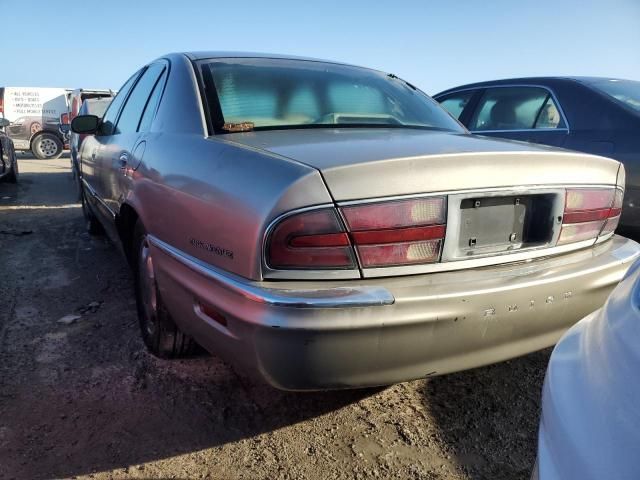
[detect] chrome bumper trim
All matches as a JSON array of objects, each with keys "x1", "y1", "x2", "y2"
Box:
[{"x1": 148, "y1": 235, "x2": 395, "y2": 308}]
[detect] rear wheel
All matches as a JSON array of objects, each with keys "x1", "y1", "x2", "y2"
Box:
[
  {"x1": 32, "y1": 133, "x2": 63, "y2": 160},
  {"x1": 133, "y1": 220, "x2": 196, "y2": 358}
]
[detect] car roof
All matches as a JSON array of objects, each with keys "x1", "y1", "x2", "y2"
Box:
[
  {"x1": 180, "y1": 51, "x2": 359, "y2": 67},
  {"x1": 434, "y1": 76, "x2": 635, "y2": 97}
]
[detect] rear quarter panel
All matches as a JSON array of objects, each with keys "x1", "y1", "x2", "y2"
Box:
[{"x1": 129, "y1": 134, "x2": 331, "y2": 280}]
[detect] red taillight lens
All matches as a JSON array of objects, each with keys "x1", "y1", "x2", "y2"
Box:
[
  {"x1": 342, "y1": 197, "x2": 445, "y2": 230},
  {"x1": 558, "y1": 188, "x2": 622, "y2": 245},
  {"x1": 601, "y1": 189, "x2": 623, "y2": 236},
  {"x1": 267, "y1": 209, "x2": 356, "y2": 270},
  {"x1": 267, "y1": 197, "x2": 447, "y2": 271},
  {"x1": 341, "y1": 197, "x2": 446, "y2": 267}
]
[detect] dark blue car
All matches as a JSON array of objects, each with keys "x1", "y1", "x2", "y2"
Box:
[{"x1": 434, "y1": 77, "x2": 640, "y2": 231}]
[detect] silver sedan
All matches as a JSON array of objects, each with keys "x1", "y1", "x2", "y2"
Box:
[{"x1": 71, "y1": 52, "x2": 640, "y2": 390}]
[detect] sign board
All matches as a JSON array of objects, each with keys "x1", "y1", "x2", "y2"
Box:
[{"x1": 1, "y1": 87, "x2": 70, "y2": 122}]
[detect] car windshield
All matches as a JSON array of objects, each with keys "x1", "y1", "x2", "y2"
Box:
[
  {"x1": 199, "y1": 58, "x2": 464, "y2": 133},
  {"x1": 588, "y1": 79, "x2": 640, "y2": 113}
]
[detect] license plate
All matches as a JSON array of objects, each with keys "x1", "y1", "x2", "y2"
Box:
[{"x1": 459, "y1": 196, "x2": 528, "y2": 253}]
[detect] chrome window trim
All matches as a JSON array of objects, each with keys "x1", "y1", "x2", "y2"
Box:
[
  {"x1": 437, "y1": 84, "x2": 571, "y2": 134},
  {"x1": 149, "y1": 235, "x2": 394, "y2": 308}
]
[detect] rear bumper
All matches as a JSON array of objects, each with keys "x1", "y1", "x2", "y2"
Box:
[{"x1": 150, "y1": 235, "x2": 640, "y2": 390}]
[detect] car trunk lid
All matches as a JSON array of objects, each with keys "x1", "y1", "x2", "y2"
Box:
[
  {"x1": 219, "y1": 128, "x2": 620, "y2": 201},
  {"x1": 224, "y1": 128, "x2": 622, "y2": 277}
]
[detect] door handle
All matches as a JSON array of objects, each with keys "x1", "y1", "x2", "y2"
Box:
[{"x1": 118, "y1": 152, "x2": 129, "y2": 169}]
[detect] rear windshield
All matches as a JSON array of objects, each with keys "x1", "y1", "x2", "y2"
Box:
[
  {"x1": 588, "y1": 79, "x2": 640, "y2": 113},
  {"x1": 198, "y1": 58, "x2": 464, "y2": 133}
]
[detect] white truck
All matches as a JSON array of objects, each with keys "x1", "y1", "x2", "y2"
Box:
[{"x1": 0, "y1": 87, "x2": 112, "y2": 159}]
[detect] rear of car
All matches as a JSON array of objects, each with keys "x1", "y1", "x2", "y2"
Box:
[
  {"x1": 75, "y1": 54, "x2": 640, "y2": 390},
  {"x1": 535, "y1": 257, "x2": 640, "y2": 480},
  {"x1": 181, "y1": 144, "x2": 634, "y2": 389},
  {"x1": 149, "y1": 56, "x2": 638, "y2": 390}
]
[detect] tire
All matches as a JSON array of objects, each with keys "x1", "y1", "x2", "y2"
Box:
[
  {"x1": 133, "y1": 220, "x2": 196, "y2": 358},
  {"x1": 5, "y1": 155, "x2": 18, "y2": 183},
  {"x1": 81, "y1": 187, "x2": 103, "y2": 235},
  {"x1": 31, "y1": 133, "x2": 63, "y2": 160}
]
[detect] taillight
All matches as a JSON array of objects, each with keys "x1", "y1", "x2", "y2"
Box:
[
  {"x1": 267, "y1": 197, "x2": 447, "y2": 271},
  {"x1": 267, "y1": 209, "x2": 357, "y2": 270},
  {"x1": 601, "y1": 189, "x2": 623, "y2": 236},
  {"x1": 341, "y1": 197, "x2": 446, "y2": 267},
  {"x1": 558, "y1": 188, "x2": 622, "y2": 245}
]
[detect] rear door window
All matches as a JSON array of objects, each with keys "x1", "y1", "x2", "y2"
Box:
[
  {"x1": 114, "y1": 63, "x2": 166, "y2": 134},
  {"x1": 534, "y1": 96, "x2": 564, "y2": 129},
  {"x1": 100, "y1": 72, "x2": 141, "y2": 136},
  {"x1": 138, "y1": 69, "x2": 168, "y2": 132},
  {"x1": 438, "y1": 91, "x2": 475, "y2": 120},
  {"x1": 469, "y1": 87, "x2": 566, "y2": 131}
]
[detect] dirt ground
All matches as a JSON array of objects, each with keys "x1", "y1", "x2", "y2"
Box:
[{"x1": 0, "y1": 155, "x2": 549, "y2": 480}]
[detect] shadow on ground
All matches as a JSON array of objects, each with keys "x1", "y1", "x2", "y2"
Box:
[{"x1": 421, "y1": 350, "x2": 550, "y2": 480}]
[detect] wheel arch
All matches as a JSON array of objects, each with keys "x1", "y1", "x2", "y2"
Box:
[
  {"x1": 29, "y1": 129, "x2": 64, "y2": 148},
  {"x1": 116, "y1": 202, "x2": 142, "y2": 267}
]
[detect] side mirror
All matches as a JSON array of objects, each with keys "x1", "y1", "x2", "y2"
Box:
[
  {"x1": 0, "y1": 118, "x2": 10, "y2": 128},
  {"x1": 71, "y1": 115, "x2": 100, "y2": 134}
]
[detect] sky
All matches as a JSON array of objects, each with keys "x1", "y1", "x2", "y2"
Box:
[{"x1": 2, "y1": 0, "x2": 639, "y2": 95}]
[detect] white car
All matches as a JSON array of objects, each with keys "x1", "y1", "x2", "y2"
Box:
[{"x1": 535, "y1": 255, "x2": 640, "y2": 479}]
